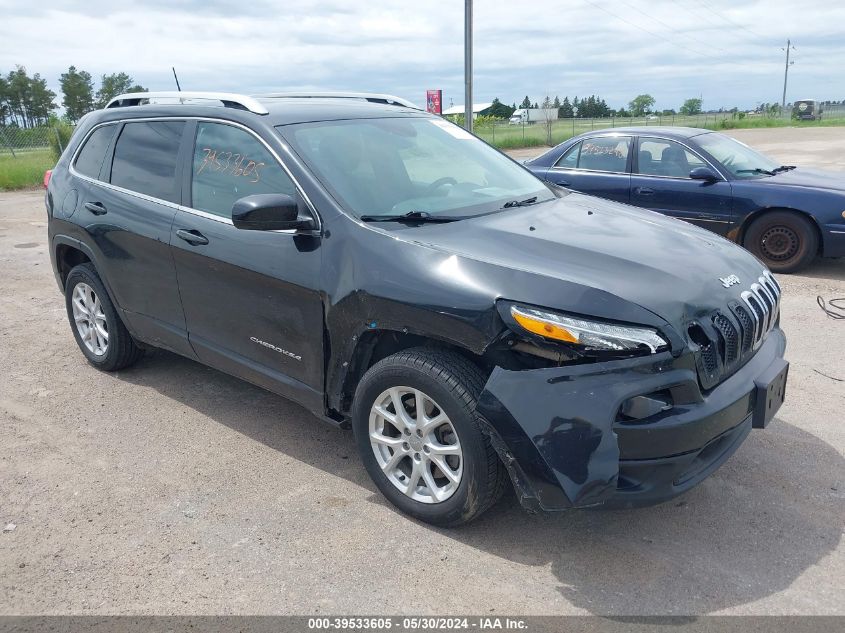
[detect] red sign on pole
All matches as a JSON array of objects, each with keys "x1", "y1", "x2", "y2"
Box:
[{"x1": 426, "y1": 90, "x2": 442, "y2": 115}]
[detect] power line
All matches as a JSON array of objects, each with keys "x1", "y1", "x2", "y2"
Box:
[
  {"x1": 695, "y1": 0, "x2": 768, "y2": 40},
  {"x1": 617, "y1": 0, "x2": 728, "y2": 53},
  {"x1": 581, "y1": 0, "x2": 724, "y2": 62}
]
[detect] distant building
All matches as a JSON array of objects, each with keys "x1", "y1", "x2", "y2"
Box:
[{"x1": 442, "y1": 103, "x2": 494, "y2": 119}]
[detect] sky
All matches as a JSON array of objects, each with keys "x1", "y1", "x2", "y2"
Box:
[{"x1": 1, "y1": 0, "x2": 843, "y2": 112}]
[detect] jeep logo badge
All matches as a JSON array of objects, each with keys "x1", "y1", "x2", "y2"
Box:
[{"x1": 719, "y1": 274, "x2": 741, "y2": 288}]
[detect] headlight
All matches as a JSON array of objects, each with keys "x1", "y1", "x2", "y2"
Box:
[{"x1": 509, "y1": 305, "x2": 668, "y2": 353}]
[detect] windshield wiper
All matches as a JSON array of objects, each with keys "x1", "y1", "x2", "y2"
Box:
[
  {"x1": 502, "y1": 196, "x2": 538, "y2": 208},
  {"x1": 360, "y1": 210, "x2": 460, "y2": 223},
  {"x1": 772, "y1": 165, "x2": 796, "y2": 173},
  {"x1": 736, "y1": 168, "x2": 776, "y2": 176}
]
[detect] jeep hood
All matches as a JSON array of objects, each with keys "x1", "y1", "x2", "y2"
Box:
[{"x1": 400, "y1": 192, "x2": 768, "y2": 331}]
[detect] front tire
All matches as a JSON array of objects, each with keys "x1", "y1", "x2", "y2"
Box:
[
  {"x1": 352, "y1": 348, "x2": 507, "y2": 526},
  {"x1": 65, "y1": 263, "x2": 143, "y2": 371},
  {"x1": 743, "y1": 210, "x2": 818, "y2": 273}
]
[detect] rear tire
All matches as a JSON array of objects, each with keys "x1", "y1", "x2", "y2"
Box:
[
  {"x1": 65, "y1": 263, "x2": 143, "y2": 371},
  {"x1": 743, "y1": 210, "x2": 818, "y2": 273},
  {"x1": 352, "y1": 348, "x2": 507, "y2": 527}
]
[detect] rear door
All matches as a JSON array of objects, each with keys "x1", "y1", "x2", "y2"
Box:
[
  {"x1": 630, "y1": 136, "x2": 734, "y2": 235},
  {"x1": 169, "y1": 120, "x2": 324, "y2": 411},
  {"x1": 543, "y1": 136, "x2": 632, "y2": 203},
  {"x1": 75, "y1": 119, "x2": 194, "y2": 356}
]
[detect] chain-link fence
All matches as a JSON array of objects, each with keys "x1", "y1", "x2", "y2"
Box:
[
  {"x1": 0, "y1": 125, "x2": 71, "y2": 190},
  {"x1": 0, "y1": 125, "x2": 66, "y2": 158}
]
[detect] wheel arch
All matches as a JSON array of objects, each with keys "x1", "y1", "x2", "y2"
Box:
[
  {"x1": 334, "y1": 329, "x2": 491, "y2": 419},
  {"x1": 54, "y1": 241, "x2": 92, "y2": 289},
  {"x1": 733, "y1": 206, "x2": 824, "y2": 255}
]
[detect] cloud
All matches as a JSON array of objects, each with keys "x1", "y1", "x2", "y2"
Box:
[{"x1": 0, "y1": 0, "x2": 842, "y2": 111}]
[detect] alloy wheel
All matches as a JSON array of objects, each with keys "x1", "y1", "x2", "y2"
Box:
[
  {"x1": 368, "y1": 386, "x2": 463, "y2": 503},
  {"x1": 71, "y1": 282, "x2": 109, "y2": 356}
]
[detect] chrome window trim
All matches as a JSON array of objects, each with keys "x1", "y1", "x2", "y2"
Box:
[
  {"x1": 68, "y1": 116, "x2": 321, "y2": 234},
  {"x1": 634, "y1": 135, "x2": 727, "y2": 181}
]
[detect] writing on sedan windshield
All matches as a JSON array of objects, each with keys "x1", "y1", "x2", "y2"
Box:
[{"x1": 197, "y1": 147, "x2": 265, "y2": 183}]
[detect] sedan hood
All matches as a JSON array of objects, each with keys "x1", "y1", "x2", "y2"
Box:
[
  {"x1": 763, "y1": 167, "x2": 845, "y2": 192},
  {"x1": 404, "y1": 193, "x2": 768, "y2": 331}
]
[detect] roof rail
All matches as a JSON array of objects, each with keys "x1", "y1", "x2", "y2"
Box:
[
  {"x1": 257, "y1": 92, "x2": 423, "y2": 110},
  {"x1": 105, "y1": 91, "x2": 269, "y2": 115}
]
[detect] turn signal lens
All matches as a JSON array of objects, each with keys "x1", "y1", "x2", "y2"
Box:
[
  {"x1": 512, "y1": 309, "x2": 578, "y2": 343},
  {"x1": 509, "y1": 305, "x2": 669, "y2": 353}
]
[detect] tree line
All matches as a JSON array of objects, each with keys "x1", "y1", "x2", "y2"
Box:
[
  {"x1": 483, "y1": 93, "x2": 713, "y2": 120},
  {"x1": 0, "y1": 65, "x2": 145, "y2": 128}
]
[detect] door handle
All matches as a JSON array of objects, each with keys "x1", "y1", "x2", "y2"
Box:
[
  {"x1": 84, "y1": 201, "x2": 108, "y2": 215},
  {"x1": 635, "y1": 187, "x2": 655, "y2": 196},
  {"x1": 176, "y1": 229, "x2": 209, "y2": 246},
  {"x1": 556, "y1": 180, "x2": 571, "y2": 187}
]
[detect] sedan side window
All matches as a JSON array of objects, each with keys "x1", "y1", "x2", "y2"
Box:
[
  {"x1": 191, "y1": 122, "x2": 295, "y2": 219},
  {"x1": 554, "y1": 141, "x2": 581, "y2": 169},
  {"x1": 574, "y1": 137, "x2": 631, "y2": 173},
  {"x1": 637, "y1": 138, "x2": 705, "y2": 178}
]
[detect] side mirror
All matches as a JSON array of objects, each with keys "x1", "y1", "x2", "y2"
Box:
[
  {"x1": 689, "y1": 166, "x2": 720, "y2": 182},
  {"x1": 231, "y1": 194, "x2": 314, "y2": 231}
]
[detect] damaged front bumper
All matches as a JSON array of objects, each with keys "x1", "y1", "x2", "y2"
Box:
[{"x1": 476, "y1": 328, "x2": 787, "y2": 512}]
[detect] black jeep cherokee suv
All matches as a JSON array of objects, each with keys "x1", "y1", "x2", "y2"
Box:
[{"x1": 46, "y1": 91, "x2": 788, "y2": 526}]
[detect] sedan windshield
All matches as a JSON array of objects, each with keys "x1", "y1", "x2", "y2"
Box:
[
  {"x1": 695, "y1": 132, "x2": 781, "y2": 179},
  {"x1": 280, "y1": 117, "x2": 553, "y2": 219}
]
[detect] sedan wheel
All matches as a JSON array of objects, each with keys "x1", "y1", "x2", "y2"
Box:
[{"x1": 744, "y1": 210, "x2": 818, "y2": 273}]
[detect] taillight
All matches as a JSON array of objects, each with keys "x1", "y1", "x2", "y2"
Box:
[{"x1": 43, "y1": 170, "x2": 52, "y2": 188}]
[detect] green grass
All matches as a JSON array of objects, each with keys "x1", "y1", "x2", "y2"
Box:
[
  {"x1": 475, "y1": 114, "x2": 845, "y2": 150},
  {"x1": 0, "y1": 149, "x2": 54, "y2": 191}
]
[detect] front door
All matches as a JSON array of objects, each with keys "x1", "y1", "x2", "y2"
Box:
[
  {"x1": 630, "y1": 137, "x2": 734, "y2": 236},
  {"x1": 544, "y1": 135, "x2": 632, "y2": 203},
  {"x1": 169, "y1": 120, "x2": 324, "y2": 412}
]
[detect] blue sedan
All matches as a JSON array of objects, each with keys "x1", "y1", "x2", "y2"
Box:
[{"x1": 524, "y1": 127, "x2": 845, "y2": 272}]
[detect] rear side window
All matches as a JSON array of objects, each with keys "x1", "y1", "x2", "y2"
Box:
[
  {"x1": 110, "y1": 121, "x2": 185, "y2": 203},
  {"x1": 554, "y1": 142, "x2": 581, "y2": 168},
  {"x1": 576, "y1": 137, "x2": 631, "y2": 173},
  {"x1": 74, "y1": 125, "x2": 117, "y2": 179},
  {"x1": 190, "y1": 122, "x2": 295, "y2": 219}
]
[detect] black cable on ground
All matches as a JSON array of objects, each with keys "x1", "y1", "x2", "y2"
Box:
[{"x1": 817, "y1": 296, "x2": 845, "y2": 320}]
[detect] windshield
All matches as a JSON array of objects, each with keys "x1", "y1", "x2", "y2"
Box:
[
  {"x1": 695, "y1": 132, "x2": 781, "y2": 179},
  {"x1": 280, "y1": 117, "x2": 553, "y2": 219}
]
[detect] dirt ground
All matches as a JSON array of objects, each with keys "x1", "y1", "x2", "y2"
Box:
[{"x1": 1, "y1": 128, "x2": 843, "y2": 615}]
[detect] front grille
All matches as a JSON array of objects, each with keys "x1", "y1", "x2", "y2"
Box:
[{"x1": 694, "y1": 271, "x2": 781, "y2": 390}]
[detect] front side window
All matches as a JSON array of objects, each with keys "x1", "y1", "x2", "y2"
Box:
[
  {"x1": 637, "y1": 138, "x2": 705, "y2": 178},
  {"x1": 695, "y1": 132, "x2": 780, "y2": 179},
  {"x1": 191, "y1": 122, "x2": 295, "y2": 219},
  {"x1": 110, "y1": 121, "x2": 185, "y2": 203},
  {"x1": 282, "y1": 117, "x2": 553, "y2": 219},
  {"x1": 74, "y1": 125, "x2": 117, "y2": 179},
  {"x1": 574, "y1": 136, "x2": 631, "y2": 173}
]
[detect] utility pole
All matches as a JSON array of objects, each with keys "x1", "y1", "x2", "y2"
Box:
[
  {"x1": 464, "y1": 0, "x2": 473, "y2": 132},
  {"x1": 781, "y1": 39, "x2": 795, "y2": 112}
]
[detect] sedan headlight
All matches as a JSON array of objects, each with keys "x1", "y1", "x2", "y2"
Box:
[{"x1": 509, "y1": 305, "x2": 668, "y2": 353}]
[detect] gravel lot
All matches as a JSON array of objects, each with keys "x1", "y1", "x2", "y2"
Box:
[{"x1": 1, "y1": 127, "x2": 843, "y2": 615}]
